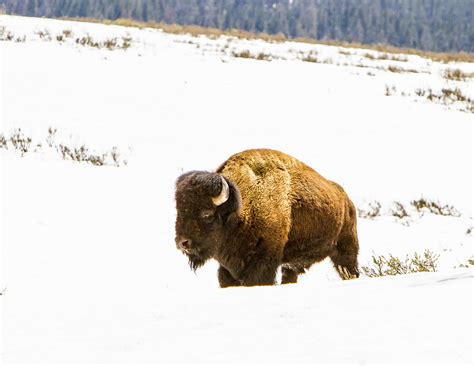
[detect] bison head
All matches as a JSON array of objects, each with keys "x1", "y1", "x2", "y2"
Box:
[{"x1": 175, "y1": 171, "x2": 240, "y2": 271}]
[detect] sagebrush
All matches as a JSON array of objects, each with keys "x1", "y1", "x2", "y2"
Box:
[
  {"x1": 0, "y1": 128, "x2": 127, "y2": 167},
  {"x1": 361, "y1": 250, "x2": 440, "y2": 278}
]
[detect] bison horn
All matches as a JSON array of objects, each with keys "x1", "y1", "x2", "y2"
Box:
[{"x1": 212, "y1": 176, "x2": 229, "y2": 206}]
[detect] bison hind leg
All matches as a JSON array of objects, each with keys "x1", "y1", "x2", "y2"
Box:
[
  {"x1": 334, "y1": 264, "x2": 359, "y2": 280},
  {"x1": 330, "y1": 230, "x2": 360, "y2": 280}
]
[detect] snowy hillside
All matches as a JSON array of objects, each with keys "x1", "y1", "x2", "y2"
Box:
[{"x1": 1, "y1": 15, "x2": 473, "y2": 364}]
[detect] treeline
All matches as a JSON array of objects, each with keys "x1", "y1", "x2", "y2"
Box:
[{"x1": 1, "y1": 0, "x2": 472, "y2": 53}]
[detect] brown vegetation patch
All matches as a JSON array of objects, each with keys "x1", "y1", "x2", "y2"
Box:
[
  {"x1": 62, "y1": 17, "x2": 474, "y2": 63},
  {"x1": 361, "y1": 250, "x2": 440, "y2": 278},
  {"x1": 231, "y1": 49, "x2": 272, "y2": 61},
  {"x1": 443, "y1": 68, "x2": 474, "y2": 81},
  {"x1": 364, "y1": 52, "x2": 408, "y2": 62}
]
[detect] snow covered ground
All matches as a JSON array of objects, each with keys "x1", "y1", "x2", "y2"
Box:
[{"x1": 1, "y1": 15, "x2": 473, "y2": 364}]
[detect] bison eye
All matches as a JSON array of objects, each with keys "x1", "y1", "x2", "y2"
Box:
[{"x1": 200, "y1": 209, "x2": 215, "y2": 223}]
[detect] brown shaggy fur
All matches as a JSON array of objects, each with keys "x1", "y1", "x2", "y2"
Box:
[{"x1": 175, "y1": 149, "x2": 359, "y2": 287}]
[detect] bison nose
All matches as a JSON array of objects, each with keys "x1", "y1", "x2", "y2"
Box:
[{"x1": 177, "y1": 237, "x2": 193, "y2": 251}]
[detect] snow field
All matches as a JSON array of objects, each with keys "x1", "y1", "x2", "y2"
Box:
[{"x1": 1, "y1": 15, "x2": 473, "y2": 364}]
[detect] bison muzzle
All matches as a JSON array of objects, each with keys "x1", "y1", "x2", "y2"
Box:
[{"x1": 175, "y1": 149, "x2": 359, "y2": 287}]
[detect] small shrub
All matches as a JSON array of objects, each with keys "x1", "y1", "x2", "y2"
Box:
[
  {"x1": 110, "y1": 146, "x2": 122, "y2": 167},
  {"x1": 426, "y1": 88, "x2": 437, "y2": 101},
  {"x1": 302, "y1": 54, "x2": 319, "y2": 63},
  {"x1": 441, "y1": 88, "x2": 468, "y2": 102},
  {"x1": 36, "y1": 29, "x2": 52, "y2": 41},
  {"x1": 9, "y1": 128, "x2": 32, "y2": 156},
  {"x1": 443, "y1": 68, "x2": 474, "y2": 81},
  {"x1": 62, "y1": 29, "x2": 73, "y2": 38},
  {"x1": 302, "y1": 50, "x2": 319, "y2": 63},
  {"x1": 0, "y1": 27, "x2": 14, "y2": 41},
  {"x1": 390, "y1": 201, "x2": 409, "y2": 219},
  {"x1": 364, "y1": 52, "x2": 408, "y2": 62},
  {"x1": 121, "y1": 36, "x2": 132, "y2": 50},
  {"x1": 389, "y1": 54, "x2": 408, "y2": 62},
  {"x1": 46, "y1": 127, "x2": 57, "y2": 148},
  {"x1": 353, "y1": 63, "x2": 370, "y2": 69},
  {"x1": 232, "y1": 50, "x2": 271, "y2": 61},
  {"x1": 73, "y1": 34, "x2": 132, "y2": 50},
  {"x1": 16, "y1": 35, "x2": 27, "y2": 42},
  {"x1": 232, "y1": 49, "x2": 251, "y2": 59},
  {"x1": 410, "y1": 251, "x2": 439, "y2": 273},
  {"x1": 103, "y1": 38, "x2": 118, "y2": 50},
  {"x1": 33, "y1": 142, "x2": 42, "y2": 153},
  {"x1": 364, "y1": 52, "x2": 376, "y2": 60},
  {"x1": 385, "y1": 84, "x2": 397, "y2": 96},
  {"x1": 361, "y1": 250, "x2": 440, "y2": 278},
  {"x1": 54, "y1": 132, "x2": 126, "y2": 167},
  {"x1": 76, "y1": 35, "x2": 99, "y2": 48},
  {"x1": 358, "y1": 201, "x2": 382, "y2": 219},
  {"x1": 414, "y1": 87, "x2": 473, "y2": 113},
  {"x1": 88, "y1": 154, "x2": 107, "y2": 166},
  {"x1": 56, "y1": 29, "x2": 72, "y2": 42},
  {"x1": 256, "y1": 52, "x2": 271, "y2": 61},
  {"x1": 387, "y1": 65, "x2": 403, "y2": 73},
  {"x1": 454, "y1": 256, "x2": 474, "y2": 269},
  {"x1": 58, "y1": 144, "x2": 107, "y2": 166},
  {"x1": 415, "y1": 88, "x2": 426, "y2": 97},
  {"x1": 411, "y1": 198, "x2": 461, "y2": 217},
  {"x1": 1, "y1": 128, "x2": 126, "y2": 167},
  {"x1": 0, "y1": 133, "x2": 7, "y2": 149},
  {"x1": 376, "y1": 53, "x2": 389, "y2": 60}
]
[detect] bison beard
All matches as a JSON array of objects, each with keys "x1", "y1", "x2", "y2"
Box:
[
  {"x1": 184, "y1": 245, "x2": 214, "y2": 272},
  {"x1": 188, "y1": 254, "x2": 207, "y2": 272},
  {"x1": 175, "y1": 149, "x2": 360, "y2": 287}
]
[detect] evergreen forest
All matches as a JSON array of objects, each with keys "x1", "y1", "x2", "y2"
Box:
[{"x1": 1, "y1": 0, "x2": 472, "y2": 53}]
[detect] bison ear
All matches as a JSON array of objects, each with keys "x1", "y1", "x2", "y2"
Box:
[{"x1": 212, "y1": 176, "x2": 229, "y2": 206}]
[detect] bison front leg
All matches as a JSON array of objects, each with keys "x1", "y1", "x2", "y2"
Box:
[
  {"x1": 241, "y1": 263, "x2": 278, "y2": 286},
  {"x1": 218, "y1": 266, "x2": 241, "y2": 288},
  {"x1": 239, "y1": 244, "x2": 281, "y2": 286},
  {"x1": 281, "y1": 265, "x2": 303, "y2": 284}
]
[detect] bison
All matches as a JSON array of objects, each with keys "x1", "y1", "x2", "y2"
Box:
[{"x1": 175, "y1": 149, "x2": 359, "y2": 287}]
